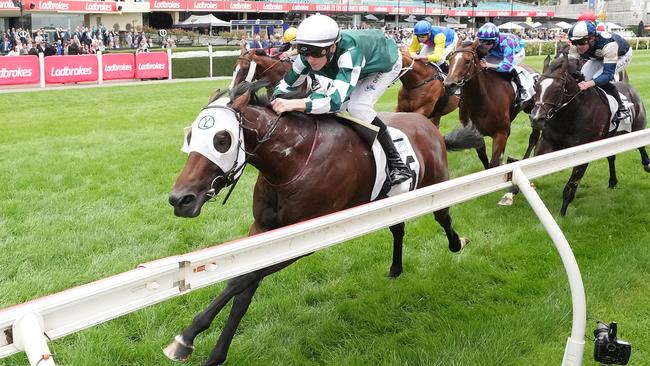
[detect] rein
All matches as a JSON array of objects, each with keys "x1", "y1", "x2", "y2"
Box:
[
  {"x1": 238, "y1": 54, "x2": 285, "y2": 83},
  {"x1": 534, "y1": 73, "x2": 583, "y2": 120},
  {"x1": 398, "y1": 56, "x2": 443, "y2": 90},
  {"x1": 201, "y1": 104, "x2": 284, "y2": 204},
  {"x1": 448, "y1": 49, "x2": 484, "y2": 88}
]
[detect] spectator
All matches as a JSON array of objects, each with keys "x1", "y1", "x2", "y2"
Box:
[
  {"x1": 1, "y1": 36, "x2": 11, "y2": 54},
  {"x1": 249, "y1": 34, "x2": 263, "y2": 49},
  {"x1": 7, "y1": 45, "x2": 20, "y2": 56},
  {"x1": 136, "y1": 38, "x2": 149, "y2": 54}
]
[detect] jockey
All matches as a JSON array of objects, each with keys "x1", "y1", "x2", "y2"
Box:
[
  {"x1": 568, "y1": 20, "x2": 632, "y2": 121},
  {"x1": 408, "y1": 20, "x2": 458, "y2": 74},
  {"x1": 276, "y1": 26, "x2": 298, "y2": 60},
  {"x1": 476, "y1": 22, "x2": 527, "y2": 106},
  {"x1": 271, "y1": 14, "x2": 412, "y2": 186}
]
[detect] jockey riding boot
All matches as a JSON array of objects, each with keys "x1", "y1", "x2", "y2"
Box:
[
  {"x1": 509, "y1": 69, "x2": 526, "y2": 106},
  {"x1": 601, "y1": 82, "x2": 631, "y2": 122},
  {"x1": 373, "y1": 116, "x2": 412, "y2": 185}
]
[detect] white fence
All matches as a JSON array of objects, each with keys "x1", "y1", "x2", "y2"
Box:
[{"x1": 1, "y1": 129, "x2": 649, "y2": 366}]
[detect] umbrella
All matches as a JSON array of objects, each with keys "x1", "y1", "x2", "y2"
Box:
[
  {"x1": 403, "y1": 15, "x2": 418, "y2": 23},
  {"x1": 602, "y1": 22, "x2": 624, "y2": 30},
  {"x1": 364, "y1": 14, "x2": 379, "y2": 21},
  {"x1": 555, "y1": 21, "x2": 573, "y2": 30},
  {"x1": 497, "y1": 22, "x2": 524, "y2": 30},
  {"x1": 537, "y1": 20, "x2": 561, "y2": 29}
]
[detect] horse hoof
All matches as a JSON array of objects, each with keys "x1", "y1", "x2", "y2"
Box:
[
  {"x1": 644, "y1": 164, "x2": 650, "y2": 173},
  {"x1": 387, "y1": 268, "x2": 402, "y2": 278},
  {"x1": 498, "y1": 192, "x2": 514, "y2": 206},
  {"x1": 459, "y1": 237, "x2": 470, "y2": 250},
  {"x1": 163, "y1": 335, "x2": 194, "y2": 362}
]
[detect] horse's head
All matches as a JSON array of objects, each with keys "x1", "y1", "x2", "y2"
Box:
[
  {"x1": 399, "y1": 48, "x2": 442, "y2": 89},
  {"x1": 230, "y1": 49, "x2": 290, "y2": 90},
  {"x1": 530, "y1": 54, "x2": 581, "y2": 129},
  {"x1": 169, "y1": 80, "x2": 271, "y2": 217},
  {"x1": 444, "y1": 39, "x2": 480, "y2": 95}
]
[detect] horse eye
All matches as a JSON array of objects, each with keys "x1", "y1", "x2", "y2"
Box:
[
  {"x1": 213, "y1": 131, "x2": 232, "y2": 153},
  {"x1": 186, "y1": 130, "x2": 192, "y2": 146}
]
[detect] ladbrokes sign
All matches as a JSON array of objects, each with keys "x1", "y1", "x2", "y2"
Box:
[
  {"x1": 0, "y1": 55, "x2": 40, "y2": 85},
  {"x1": 45, "y1": 54, "x2": 98, "y2": 84},
  {"x1": 103, "y1": 53, "x2": 135, "y2": 80},
  {"x1": 135, "y1": 52, "x2": 169, "y2": 79}
]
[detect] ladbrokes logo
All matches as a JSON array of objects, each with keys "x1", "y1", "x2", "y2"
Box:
[
  {"x1": 138, "y1": 62, "x2": 166, "y2": 71},
  {"x1": 261, "y1": 3, "x2": 282, "y2": 10},
  {"x1": 153, "y1": 0, "x2": 181, "y2": 8},
  {"x1": 85, "y1": 2, "x2": 113, "y2": 11},
  {"x1": 39, "y1": 1, "x2": 69, "y2": 10},
  {"x1": 0, "y1": 0, "x2": 19, "y2": 9},
  {"x1": 105, "y1": 64, "x2": 133, "y2": 72},
  {"x1": 228, "y1": 2, "x2": 252, "y2": 9},
  {"x1": 193, "y1": 1, "x2": 219, "y2": 9},
  {"x1": 50, "y1": 66, "x2": 93, "y2": 77},
  {"x1": 0, "y1": 67, "x2": 33, "y2": 78}
]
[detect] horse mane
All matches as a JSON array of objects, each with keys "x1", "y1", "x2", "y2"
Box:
[{"x1": 230, "y1": 80, "x2": 271, "y2": 107}]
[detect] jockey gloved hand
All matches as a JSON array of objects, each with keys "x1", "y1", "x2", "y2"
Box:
[{"x1": 578, "y1": 80, "x2": 596, "y2": 91}]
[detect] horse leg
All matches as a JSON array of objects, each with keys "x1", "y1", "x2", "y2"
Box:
[
  {"x1": 488, "y1": 131, "x2": 509, "y2": 168},
  {"x1": 523, "y1": 127, "x2": 541, "y2": 159},
  {"x1": 433, "y1": 208, "x2": 468, "y2": 252},
  {"x1": 639, "y1": 147, "x2": 650, "y2": 173},
  {"x1": 164, "y1": 257, "x2": 304, "y2": 364},
  {"x1": 607, "y1": 155, "x2": 618, "y2": 189},
  {"x1": 560, "y1": 163, "x2": 589, "y2": 216},
  {"x1": 388, "y1": 223, "x2": 405, "y2": 278},
  {"x1": 475, "y1": 144, "x2": 490, "y2": 170}
]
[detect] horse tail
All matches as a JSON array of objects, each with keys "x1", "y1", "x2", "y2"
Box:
[{"x1": 444, "y1": 126, "x2": 485, "y2": 151}]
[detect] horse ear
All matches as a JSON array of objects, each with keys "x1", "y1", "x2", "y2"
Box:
[
  {"x1": 208, "y1": 89, "x2": 221, "y2": 104},
  {"x1": 543, "y1": 55, "x2": 551, "y2": 70},
  {"x1": 231, "y1": 91, "x2": 251, "y2": 111},
  {"x1": 472, "y1": 39, "x2": 480, "y2": 49}
]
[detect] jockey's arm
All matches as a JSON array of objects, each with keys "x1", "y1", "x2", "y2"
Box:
[
  {"x1": 408, "y1": 36, "x2": 421, "y2": 56},
  {"x1": 273, "y1": 55, "x2": 309, "y2": 97},
  {"x1": 592, "y1": 42, "x2": 619, "y2": 86},
  {"x1": 494, "y1": 38, "x2": 518, "y2": 72},
  {"x1": 427, "y1": 33, "x2": 447, "y2": 63}
]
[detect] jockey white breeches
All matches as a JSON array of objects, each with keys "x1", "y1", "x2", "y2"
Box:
[
  {"x1": 344, "y1": 55, "x2": 402, "y2": 123},
  {"x1": 581, "y1": 47, "x2": 632, "y2": 82}
]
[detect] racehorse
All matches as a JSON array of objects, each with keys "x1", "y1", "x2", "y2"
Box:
[
  {"x1": 396, "y1": 48, "x2": 490, "y2": 169},
  {"x1": 530, "y1": 54, "x2": 649, "y2": 215},
  {"x1": 166, "y1": 80, "x2": 468, "y2": 365},
  {"x1": 443, "y1": 40, "x2": 539, "y2": 168},
  {"x1": 230, "y1": 48, "x2": 293, "y2": 91}
]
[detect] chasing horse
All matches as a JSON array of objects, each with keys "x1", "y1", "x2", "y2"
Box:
[
  {"x1": 166, "y1": 80, "x2": 469, "y2": 365},
  {"x1": 529, "y1": 54, "x2": 649, "y2": 215},
  {"x1": 444, "y1": 36, "x2": 539, "y2": 169}
]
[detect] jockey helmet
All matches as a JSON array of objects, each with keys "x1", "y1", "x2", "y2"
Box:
[
  {"x1": 414, "y1": 20, "x2": 432, "y2": 36},
  {"x1": 283, "y1": 27, "x2": 298, "y2": 43},
  {"x1": 295, "y1": 14, "x2": 341, "y2": 56},
  {"x1": 568, "y1": 21, "x2": 597, "y2": 40},
  {"x1": 477, "y1": 23, "x2": 500, "y2": 41}
]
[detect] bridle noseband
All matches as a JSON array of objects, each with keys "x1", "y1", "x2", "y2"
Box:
[
  {"x1": 199, "y1": 103, "x2": 283, "y2": 204},
  {"x1": 534, "y1": 72, "x2": 582, "y2": 120},
  {"x1": 447, "y1": 49, "x2": 483, "y2": 87}
]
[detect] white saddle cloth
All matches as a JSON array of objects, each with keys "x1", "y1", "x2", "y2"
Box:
[{"x1": 371, "y1": 126, "x2": 420, "y2": 201}]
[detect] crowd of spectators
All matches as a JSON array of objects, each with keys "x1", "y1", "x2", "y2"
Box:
[{"x1": 1, "y1": 26, "x2": 176, "y2": 56}]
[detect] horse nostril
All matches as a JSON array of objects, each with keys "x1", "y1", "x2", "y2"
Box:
[{"x1": 169, "y1": 193, "x2": 196, "y2": 207}]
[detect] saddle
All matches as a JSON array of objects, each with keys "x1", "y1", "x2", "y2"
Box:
[{"x1": 598, "y1": 88, "x2": 633, "y2": 133}]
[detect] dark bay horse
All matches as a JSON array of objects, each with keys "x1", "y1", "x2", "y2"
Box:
[
  {"x1": 443, "y1": 40, "x2": 539, "y2": 168},
  {"x1": 530, "y1": 54, "x2": 649, "y2": 215},
  {"x1": 166, "y1": 80, "x2": 468, "y2": 365}
]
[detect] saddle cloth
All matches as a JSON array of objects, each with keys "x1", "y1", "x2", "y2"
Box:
[
  {"x1": 334, "y1": 113, "x2": 419, "y2": 201},
  {"x1": 603, "y1": 91, "x2": 633, "y2": 133},
  {"x1": 511, "y1": 66, "x2": 539, "y2": 104}
]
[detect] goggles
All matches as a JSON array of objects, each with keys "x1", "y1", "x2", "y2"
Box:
[
  {"x1": 479, "y1": 39, "x2": 496, "y2": 46},
  {"x1": 572, "y1": 38, "x2": 589, "y2": 46},
  {"x1": 298, "y1": 44, "x2": 329, "y2": 58}
]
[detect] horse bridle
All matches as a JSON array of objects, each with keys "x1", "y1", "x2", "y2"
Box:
[
  {"x1": 200, "y1": 104, "x2": 283, "y2": 204},
  {"x1": 237, "y1": 54, "x2": 285, "y2": 83},
  {"x1": 534, "y1": 73, "x2": 582, "y2": 120},
  {"x1": 400, "y1": 59, "x2": 445, "y2": 90},
  {"x1": 447, "y1": 49, "x2": 484, "y2": 87}
]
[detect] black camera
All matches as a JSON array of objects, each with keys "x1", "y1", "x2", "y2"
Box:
[{"x1": 593, "y1": 321, "x2": 631, "y2": 365}]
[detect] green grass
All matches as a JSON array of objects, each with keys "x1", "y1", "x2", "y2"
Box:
[{"x1": 1, "y1": 52, "x2": 650, "y2": 366}]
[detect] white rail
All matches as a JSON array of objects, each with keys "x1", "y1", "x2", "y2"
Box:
[{"x1": 1, "y1": 129, "x2": 649, "y2": 365}]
